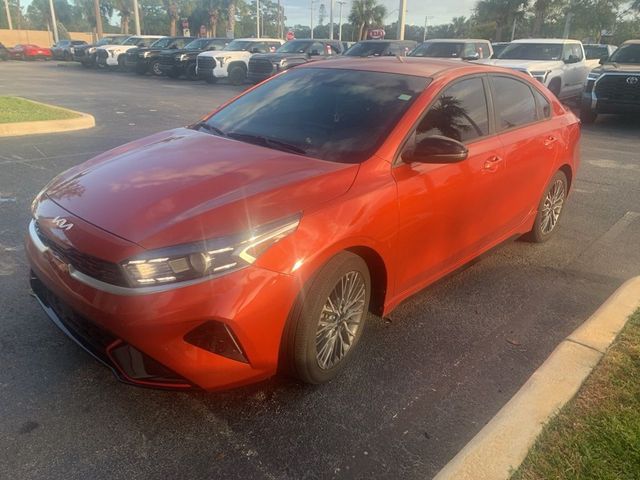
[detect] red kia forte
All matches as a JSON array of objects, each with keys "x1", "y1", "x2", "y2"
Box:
[
  {"x1": 9, "y1": 44, "x2": 52, "y2": 60},
  {"x1": 27, "y1": 58, "x2": 580, "y2": 391}
]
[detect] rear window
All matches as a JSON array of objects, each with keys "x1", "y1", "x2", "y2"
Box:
[{"x1": 410, "y1": 42, "x2": 465, "y2": 58}]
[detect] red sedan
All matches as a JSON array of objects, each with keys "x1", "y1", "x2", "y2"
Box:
[
  {"x1": 26, "y1": 58, "x2": 580, "y2": 391},
  {"x1": 9, "y1": 44, "x2": 52, "y2": 60}
]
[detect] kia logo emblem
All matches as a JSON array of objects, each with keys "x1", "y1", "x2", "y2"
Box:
[
  {"x1": 52, "y1": 216, "x2": 74, "y2": 231},
  {"x1": 627, "y1": 76, "x2": 639, "y2": 85}
]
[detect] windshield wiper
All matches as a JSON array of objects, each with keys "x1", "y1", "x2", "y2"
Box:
[
  {"x1": 227, "y1": 132, "x2": 307, "y2": 155},
  {"x1": 193, "y1": 121, "x2": 226, "y2": 137}
]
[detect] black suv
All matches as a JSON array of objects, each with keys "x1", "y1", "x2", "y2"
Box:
[
  {"x1": 125, "y1": 36, "x2": 194, "y2": 75},
  {"x1": 581, "y1": 40, "x2": 640, "y2": 123},
  {"x1": 247, "y1": 39, "x2": 344, "y2": 84},
  {"x1": 73, "y1": 35, "x2": 128, "y2": 67},
  {"x1": 158, "y1": 38, "x2": 229, "y2": 80},
  {"x1": 343, "y1": 40, "x2": 416, "y2": 57}
]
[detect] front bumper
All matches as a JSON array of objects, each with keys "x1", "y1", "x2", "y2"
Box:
[
  {"x1": 582, "y1": 92, "x2": 640, "y2": 114},
  {"x1": 158, "y1": 60, "x2": 188, "y2": 76},
  {"x1": 26, "y1": 217, "x2": 299, "y2": 391}
]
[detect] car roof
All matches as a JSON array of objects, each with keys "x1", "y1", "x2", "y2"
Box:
[
  {"x1": 298, "y1": 56, "x2": 506, "y2": 78},
  {"x1": 422, "y1": 38, "x2": 490, "y2": 43},
  {"x1": 235, "y1": 38, "x2": 283, "y2": 42},
  {"x1": 356, "y1": 40, "x2": 416, "y2": 43},
  {"x1": 621, "y1": 39, "x2": 640, "y2": 45},
  {"x1": 512, "y1": 38, "x2": 579, "y2": 44}
]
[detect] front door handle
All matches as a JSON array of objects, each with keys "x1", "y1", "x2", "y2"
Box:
[
  {"x1": 544, "y1": 136, "x2": 558, "y2": 148},
  {"x1": 483, "y1": 155, "x2": 503, "y2": 172}
]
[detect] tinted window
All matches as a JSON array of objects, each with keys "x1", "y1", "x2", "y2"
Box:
[
  {"x1": 492, "y1": 76, "x2": 537, "y2": 129},
  {"x1": 416, "y1": 77, "x2": 489, "y2": 143},
  {"x1": 532, "y1": 89, "x2": 551, "y2": 119},
  {"x1": 584, "y1": 45, "x2": 608, "y2": 59},
  {"x1": 410, "y1": 42, "x2": 465, "y2": 58},
  {"x1": 203, "y1": 68, "x2": 428, "y2": 163},
  {"x1": 608, "y1": 43, "x2": 640, "y2": 63},
  {"x1": 498, "y1": 43, "x2": 563, "y2": 60},
  {"x1": 277, "y1": 40, "x2": 312, "y2": 53},
  {"x1": 345, "y1": 42, "x2": 390, "y2": 57},
  {"x1": 563, "y1": 43, "x2": 583, "y2": 61},
  {"x1": 475, "y1": 43, "x2": 490, "y2": 58},
  {"x1": 309, "y1": 42, "x2": 325, "y2": 55}
]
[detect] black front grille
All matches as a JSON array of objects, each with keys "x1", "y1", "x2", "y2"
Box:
[
  {"x1": 595, "y1": 75, "x2": 640, "y2": 104},
  {"x1": 249, "y1": 58, "x2": 275, "y2": 75},
  {"x1": 35, "y1": 221, "x2": 129, "y2": 287},
  {"x1": 96, "y1": 49, "x2": 108, "y2": 60},
  {"x1": 159, "y1": 55, "x2": 175, "y2": 66},
  {"x1": 197, "y1": 56, "x2": 215, "y2": 71},
  {"x1": 74, "y1": 48, "x2": 87, "y2": 58},
  {"x1": 31, "y1": 273, "x2": 117, "y2": 357}
]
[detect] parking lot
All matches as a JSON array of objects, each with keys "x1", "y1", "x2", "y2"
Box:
[{"x1": 1, "y1": 61, "x2": 639, "y2": 479}]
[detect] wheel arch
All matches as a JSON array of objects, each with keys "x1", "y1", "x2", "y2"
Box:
[
  {"x1": 228, "y1": 60, "x2": 247, "y2": 71},
  {"x1": 559, "y1": 164, "x2": 573, "y2": 191}
]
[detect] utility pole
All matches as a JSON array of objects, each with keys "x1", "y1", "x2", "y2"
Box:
[
  {"x1": 511, "y1": 16, "x2": 517, "y2": 41},
  {"x1": 397, "y1": 0, "x2": 406, "y2": 40},
  {"x1": 277, "y1": 0, "x2": 282, "y2": 38},
  {"x1": 48, "y1": 0, "x2": 59, "y2": 43},
  {"x1": 562, "y1": 12, "x2": 573, "y2": 38},
  {"x1": 256, "y1": 0, "x2": 260, "y2": 38},
  {"x1": 93, "y1": 0, "x2": 103, "y2": 39},
  {"x1": 329, "y1": 0, "x2": 334, "y2": 39},
  {"x1": 423, "y1": 16, "x2": 433, "y2": 42},
  {"x1": 310, "y1": 0, "x2": 315, "y2": 39},
  {"x1": 3, "y1": 0, "x2": 12, "y2": 29},
  {"x1": 133, "y1": 0, "x2": 141, "y2": 35},
  {"x1": 338, "y1": 1, "x2": 346, "y2": 42}
]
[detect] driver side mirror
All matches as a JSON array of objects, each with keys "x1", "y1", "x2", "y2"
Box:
[
  {"x1": 599, "y1": 55, "x2": 608, "y2": 64},
  {"x1": 564, "y1": 54, "x2": 579, "y2": 64},
  {"x1": 402, "y1": 135, "x2": 468, "y2": 164}
]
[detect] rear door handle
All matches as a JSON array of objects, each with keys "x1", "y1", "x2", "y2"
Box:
[
  {"x1": 483, "y1": 155, "x2": 503, "y2": 172},
  {"x1": 544, "y1": 136, "x2": 558, "y2": 147}
]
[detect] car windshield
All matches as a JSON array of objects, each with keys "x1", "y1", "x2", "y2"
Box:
[
  {"x1": 123, "y1": 37, "x2": 143, "y2": 46},
  {"x1": 584, "y1": 45, "x2": 609, "y2": 59},
  {"x1": 608, "y1": 43, "x2": 640, "y2": 63},
  {"x1": 201, "y1": 68, "x2": 428, "y2": 164},
  {"x1": 71, "y1": 40, "x2": 86, "y2": 45},
  {"x1": 345, "y1": 42, "x2": 390, "y2": 57},
  {"x1": 491, "y1": 44, "x2": 508, "y2": 58},
  {"x1": 185, "y1": 39, "x2": 211, "y2": 50},
  {"x1": 224, "y1": 40, "x2": 254, "y2": 51},
  {"x1": 151, "y1": 38, "x2": 174, "y2": 49},
  {"x1": 410, "y1": 42, "x2": 465, "y2": 58},
  {"x1": 498, "y1": 43, "x2": 563, "y2": 60},
  {"x1": 277, "y1": 41, "x2": 312, "y2": 53}
]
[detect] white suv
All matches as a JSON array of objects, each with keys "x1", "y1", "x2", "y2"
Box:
[
  {"x1": 484, "y1": 38, "x2": 589, "y2": 100},
  {"x1": 96, "y1": 35, "x2": 164, "y2": 68},
  {"x1": 196, "y1": 38, "x2": 284, "y2": 85}
]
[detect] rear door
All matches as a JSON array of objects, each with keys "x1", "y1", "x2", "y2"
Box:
[
  {"x1": 393, "y1": 75, "x2": 510, "y2": 293},
  {"x1": 490, "y1": 75, "x2": 562, "y2": 229}
]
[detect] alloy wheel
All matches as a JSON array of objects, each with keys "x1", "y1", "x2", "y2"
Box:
[
  {"x1": 315, "y1": 271, "x2": 366, "y2": 370},
  {"x1": 540, "y1": 179, "x2": 565, "y2": 234}
]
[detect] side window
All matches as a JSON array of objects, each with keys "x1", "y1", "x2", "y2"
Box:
[
  {"x1": 533, "y1": 89, "x2": 551, "y2": 119},
  {"x1": 254, "y1": 43, "x2": 269, "y2": 53},
  {"x1": 492, "y1": 76, "x2": 538, "y2": 129},
  {"x1": 463, "y1": 43, "x2": 476, "y2": 57},
  {"x1": 562, "y1": 44, "x2": 572, "y2": 61},
  {"x1": 476, "y1": 43, "x2": 489, "y2": 58},
  {"x1": 310, "y1": 42, "x2": 325, "y2": 56},
  {"x1": 267, "y1": 42, "x2": 280, "y2": 52},
  {"x1": 572, "y1": 43, "x2": 583, "y2": 61},
  {"x1": 416, "y1": 77, "x2": 489, "y2": 143}
]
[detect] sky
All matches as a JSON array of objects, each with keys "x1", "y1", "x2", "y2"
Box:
[{"x1": 19, "y1": 0, "x2": 478, "y2": 30}]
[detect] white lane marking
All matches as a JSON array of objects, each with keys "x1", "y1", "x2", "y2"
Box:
[
  {"x1": 596, "y1": 211, "x2": 640, "y2": 245},
  {"x1": 33, "y1": 145, "x2": 46, "y2": 157},
  {"x1": 587, "y1": 159, "x2": 639, "y2": 171}
]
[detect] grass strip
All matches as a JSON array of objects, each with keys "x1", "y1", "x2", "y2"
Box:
[
  {"x1": 0, "y1": 96, "x2": 80, "y2": 124},
  {"x1": 513, "y1": 309, "x2": 640, "y2": 480}
]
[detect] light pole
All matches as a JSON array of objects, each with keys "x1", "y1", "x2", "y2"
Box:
[
  {"x1": 48, "y1": 0, "x2": 59, "y2": 43},
  {"x1": 337, "y1": 1, "x2": 346, "y2": 42},
  {"x1": 133, "y1": 0, "x2": 141, "y2": 35},
  {"x1": 93, "y1": 0, "x2": 103, "y2": 39},
  {"x1": 256, "y1": 0, "x2": 260, "y2": 38},
  {"x1": 423, "y1": 16, "x2": 432, "y2": 42},
  {"x1": 329, "y1": 0, "x2": 334, "y2": 39},
  {"x1": 397, "y1": 0, "x2": 406, "y2": 40},
  {"x1": 3, "y1": 0, "x2": 12, "y2": 30},
  {"x1": 310, "y1": 0, "x2": 316, "y2": 39}
]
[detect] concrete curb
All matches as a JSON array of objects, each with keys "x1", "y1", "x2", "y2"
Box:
[
  {"x1": 0, "y1": 98, "x2": 95, "y2": 137},
  {"x1": 434, "y1": 275, "x2": 640, "y2": 480}
]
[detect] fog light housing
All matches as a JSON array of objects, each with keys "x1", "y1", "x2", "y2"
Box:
[{"x1": 184, "y1": 321, "x2": 248, "y2": 363}]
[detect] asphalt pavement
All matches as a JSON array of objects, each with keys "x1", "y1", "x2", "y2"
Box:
[{"x1": 1, "y1": 61, "x2": 639, "y2": 480}]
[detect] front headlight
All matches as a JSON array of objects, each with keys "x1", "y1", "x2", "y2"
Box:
[
  {"x1": 121, "y1": 215, "x2": 300, "y2": 287},
  {"x1": 530, "y1": 70, "x2": 551, "y2": 82},
  {"x1": 178, "y1": 53, "x2": 189, "y2": 61},
  {"x1": 88, "y1": 47, "x2": 96, "y2": 54},
  {"x1": 143, "y1": 51, "x2": 151, "y2": 58}
]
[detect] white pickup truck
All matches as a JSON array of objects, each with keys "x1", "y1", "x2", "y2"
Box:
[
  {"x1": 484, "y1": 38, "x2": 590, "y2": 101},
  {"x1": 96, "y1": 35, "x2": 164, "y2": 68},
  {"x1": 196, "y1": 38, "x2": 284, "y2": 85}
]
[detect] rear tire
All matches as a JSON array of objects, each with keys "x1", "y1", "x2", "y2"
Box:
[
  {"x1": 281, "y1": 252, "x2": 371, "y2": 384},
  {"x1": 186, "y1": 63, "x2": 198, "y2": 81},
  {"x1": 150, "y1": 60, "x2": 162, "y2": 76},
  {"x1": 548, "y1": 78, "x2": 561, "y2": 97},
  {"x1": 526, "y1": 170, "x2": 568, "y2": 243}
]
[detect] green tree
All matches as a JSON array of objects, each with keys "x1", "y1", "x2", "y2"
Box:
[
  {"x1": 475, "y1": 0, "x2": 528, "y2": 41},
  {"x1": 114, "y1": 0, "x2": 133, "y2": 33},
  {"x1": 348, "y1": 0, "x2": 386, "y2": 40}
]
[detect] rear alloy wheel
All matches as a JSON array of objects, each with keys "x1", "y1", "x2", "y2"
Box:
[
  {"x1": 283, "y1": 251, "x2": 371, "y2": 384},
  {"x1": 228, "y1": 65, "x2": 246, "y2": 85},
  {"x1": 526, "y1": 170, "x2": 568, "y2": 243}
]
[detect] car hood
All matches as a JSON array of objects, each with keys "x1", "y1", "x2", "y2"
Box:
[
  {"x1": 591, "y1": 63, "x2": 640, "y2": 74},
  {"x1": 44, "y1": 128, "x2": 359, "y2": 249},
  {"x1": 161, "y1": 48, "x2": 201, "y2": 57},
  {"x1": 252, "y1": 52, "x2": 308, "y2": 62},
  {"x1": 482, "y1": 59, "x2": 563, "y2": 71},
  {"x1": 99, "y1": 44, "x2": 135, "y2": 53}
]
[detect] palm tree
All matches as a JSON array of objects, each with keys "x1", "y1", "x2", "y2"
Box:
[
  {"x1": 475, "y1": 0, "x2": 526, "y2": 41},
  {"x1": 348, "y1": 0, "x2": 386, "y2": 41},
  {"x1": 114, "y1": 0, "x2": 132, "y2": 33}
]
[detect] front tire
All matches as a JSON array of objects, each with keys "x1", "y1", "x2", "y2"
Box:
[
  {"x1": 228, "y1": 64, "x2": 246, "y2": 85},
  {"x1": 580, "y1": 105, "x2": 597, "y2": 124},
  {"x1": 526, "y1": 170, "x2": 568, "y2": 243},
  {"x1": 150, "y1": 60, "x2": 162, "y2": 76},
  {"x1": 282, "y1": 252, "x2": 371, "y2": 384},
  {"x1": 186, "y1": 63, "x2": 198, "y2": 81}
]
